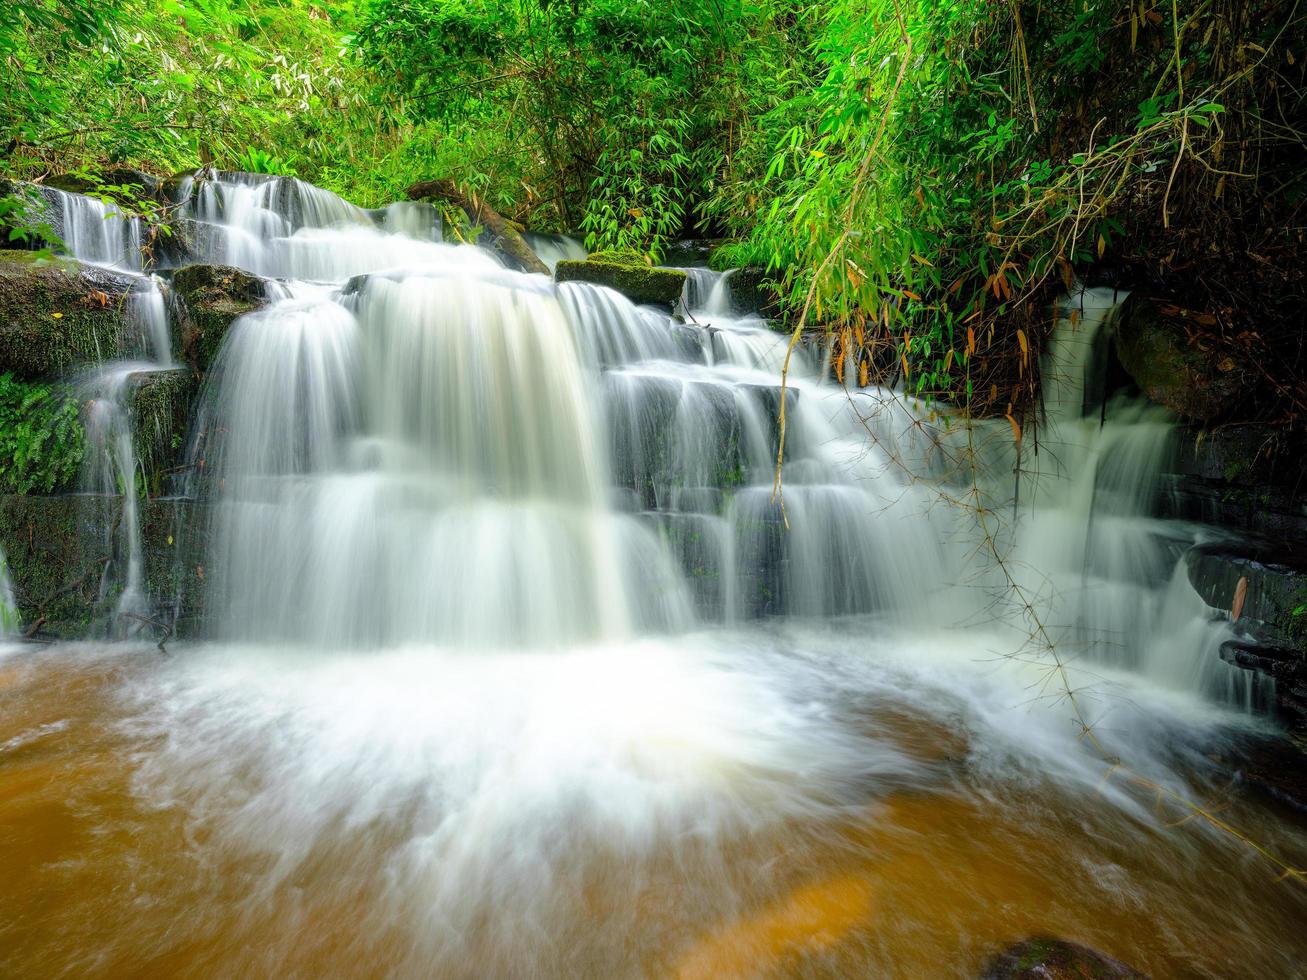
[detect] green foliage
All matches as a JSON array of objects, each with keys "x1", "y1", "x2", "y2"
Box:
[
  {"x1": 356, "y1": 0, "x2": 811, "y2": 253},
  {"x1": 0, "y1": 373, "x2": 84, "y2": 494},
  {"x1": 0, "y1": 1, "x2": 387, "y2": 200},
  {"x1": 0, "y1": 186, "x2": 63, "y2": 257},
  {"x1": 730, "y1": 0, "x2": 1304, "y2": 416},
  {"x1": 0, "y1": 0, "x2": 1299, "y2": 423},
  {"x1": 234, "y1": 147, "x2": 296, "y2": 176}
]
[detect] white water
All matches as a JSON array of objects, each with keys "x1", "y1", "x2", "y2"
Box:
[
  {"x1": 160, "y1": 169, "x2": 1258, "y2": 689},
  {"x1": 40, "y1": 186, "x2": 145, "y2": 272}
]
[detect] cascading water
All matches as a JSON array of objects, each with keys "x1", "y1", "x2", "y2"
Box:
[
  {"x1": 4, "y1": 172, "x2": 1303, "y2": 978},
  {"x1": 39, "y1": 186, "x2": 145, "y2": 272},
  {"x1": 34, "y1": 184, "x2": 177, "y2": 634}
]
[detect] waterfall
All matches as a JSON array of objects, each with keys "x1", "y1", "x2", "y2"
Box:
[
  {"x1": 524, "y1": 232, "x2": 586, "y2": 272},
  {"x1": 8, "y1": 175, "x2": 1299, "y2": 980},
  {"x1": 39, "y1": 186, "x2": 145, "y2": 272},
  {"x1": 171, "y1": 175, "x2": 1249, "y2": 709},
  {"x1": 71, "y1": 274, "x2": 175, "y2": 635}
]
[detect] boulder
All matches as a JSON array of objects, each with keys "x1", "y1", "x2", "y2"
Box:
[
  {"x1": 0, "y1": 250, "x2": 137, "y2": 378},
  {"x1": 1113, "y1": 294, "x2": 1251, "y2": 421},
  {"x1": 981, "y1": 937, "x2": 1146, "y2": 979},
  {"x1": 556, "y1": 250, "x2": 687, "y2": 308},
  {"x1": 172, "y1": 264, "x2": 270, "y2": 373}
]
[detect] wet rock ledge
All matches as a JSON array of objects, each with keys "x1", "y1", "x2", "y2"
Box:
[{"x1": 556, "y1": 249, "x2": 687, "y2": 308}]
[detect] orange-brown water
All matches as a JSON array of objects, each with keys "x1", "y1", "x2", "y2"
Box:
[{"x1": 2, "y1": 644, "x2": 1306, "y2": 979}]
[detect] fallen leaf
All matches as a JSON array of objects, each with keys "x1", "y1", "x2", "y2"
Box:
[{"x1": 1231, "y1": 576, "x2": 1248, "y2": 621}]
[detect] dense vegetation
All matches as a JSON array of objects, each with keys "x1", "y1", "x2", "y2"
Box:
[
  {"x1": 2, "y1": 0, "x2": 1303, "y2": 423},
  {"x1": 0, "y1": 373, "x2": 84, "y2": 494}
]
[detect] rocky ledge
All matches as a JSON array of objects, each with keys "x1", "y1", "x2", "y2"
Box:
[{"x1": 555, "y1": 249, "x2": 687, "y2": 308}]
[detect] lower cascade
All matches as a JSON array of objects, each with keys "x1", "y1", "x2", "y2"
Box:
[{"x1": 1, "y1": 172, "x2": 1303, "y2": 978}]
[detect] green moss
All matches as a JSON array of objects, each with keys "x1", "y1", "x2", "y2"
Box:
[
  {"x1": 555, "y1": 257, "x2": 686, "y2": 307},
  {"x1": 0, "y1": 494, "x2": 208, "y2": 639},
  {"x1": 587, "y1": 248, "x2": 650, "y2": 266},
  {"x1": 0, "y1": 250, "x2": 136, "y2": 377},
  {"x1": 173, "y1": 264, "x2": 269, "y2": 373},
  {"x1": 128, "y1": 368, "x2": 197, "y2": 495},
  {"x1": 0, "y1": 373, "x2": 84, "y2": 493}
]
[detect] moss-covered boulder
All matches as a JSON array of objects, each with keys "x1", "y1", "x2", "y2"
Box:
[
  {"x1": 0, "y1": 250, "x2": 137, "y2": 378},
  {"x1": 0, "y1": 494, "x2": 207, "y2": 640},
  {"x1": 1114, "y1": 294, "x2": 1251, "y2": 421},
  {"x1": 128, "y1": 368, "x2": 198, "y2": 495},
  {"x1": 556, "y1": 252, "x2": 687, "y2": 308},
  {"x1": 981, "y1": 937, "x2": 1146, "y2": 979},
  {"x1": 172, "y1": 263, "x2": 270, "y2": 373}
]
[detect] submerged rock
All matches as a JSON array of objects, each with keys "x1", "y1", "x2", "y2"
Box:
[
  {"x1": 981, "y1": 937, "x2": 1147, "y2": 979},
  {"x1": 0, "y1": 250, "x2": 137, "y2": 377},
  {"x1": 556, "y1": 251, "x2": 687, "y2": 308},
  {"x1": 172, "y1": 264, "x2": 270, "y2": 373},
  {"x1": 1113, "y1": 294, "x2": 1251, "y2": 421}
]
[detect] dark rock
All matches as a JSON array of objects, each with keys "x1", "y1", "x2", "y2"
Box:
[
  {"x1": 0, "y1": 250, "x2": 137, "y2": 378},
  {"x1": 1221, "y1": 732, "x2": 1307, "y2": 808},
  {"x1": 1185, "y1": 541, "x2": 1307, "y2": 641},
  {"x1": 981, "y1": 937, "x2": 1146, "y2": 979},
  {"x1": 556, "y1": 255, "x2": 687, "y2": 308},
  {"x1": 172, "y1": 264, "x2": 270, "y2": 373},
  {"x1": 1158, "y1": 425, "x2": 1307, "y2": 536},
  {"x1": 0, "y1": 493, "x2": 208, "y2": 640},
  {"x1": 1185, "y1": 540, "x2": 1307, "y2": 728},
  {"x1": 726, "y1": 266, "x2": 782, "y2": 319},
  {"x1": 661, "y1": 239, "x2": 724, "y2": 267},
  {"x1": 1160, "y1": 473, "x2": 1307, "y2": 539},
  {"x1": 1113, "y1": 294, "x2": 1252, "y2": 421},
  {"x1": 646, "y1": 510, "x2": 728, "y2": 619}
]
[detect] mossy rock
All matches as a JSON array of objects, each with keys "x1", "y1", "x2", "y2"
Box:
[
  {"x1": 128, "y1": 368, "x2": 198, "y2": 495},
  {"x1": 981, "y1": 937, "x2": 1147, "y2": 979},
  {"x1": 172, "y1": 263, "x2": 270, "y2": 373},
  {"x1": 726, "y1": 266, "x2": 782, "y2": 320},
  {"x1": 0, "y1": 493, "x2": 208, "y2": 640},
  {"x1": 556, "y1": 255, "x2": 687, "y2": 308},
  {"x1": 1114, "y1": 294, "x2": 1251, "y2": 422},
  {"x1": 586, "y1": 248, "x2": 650, "y2": 266},
  {"x1": 0, "y1": 250, "x2": 137, "y2": 378}
]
